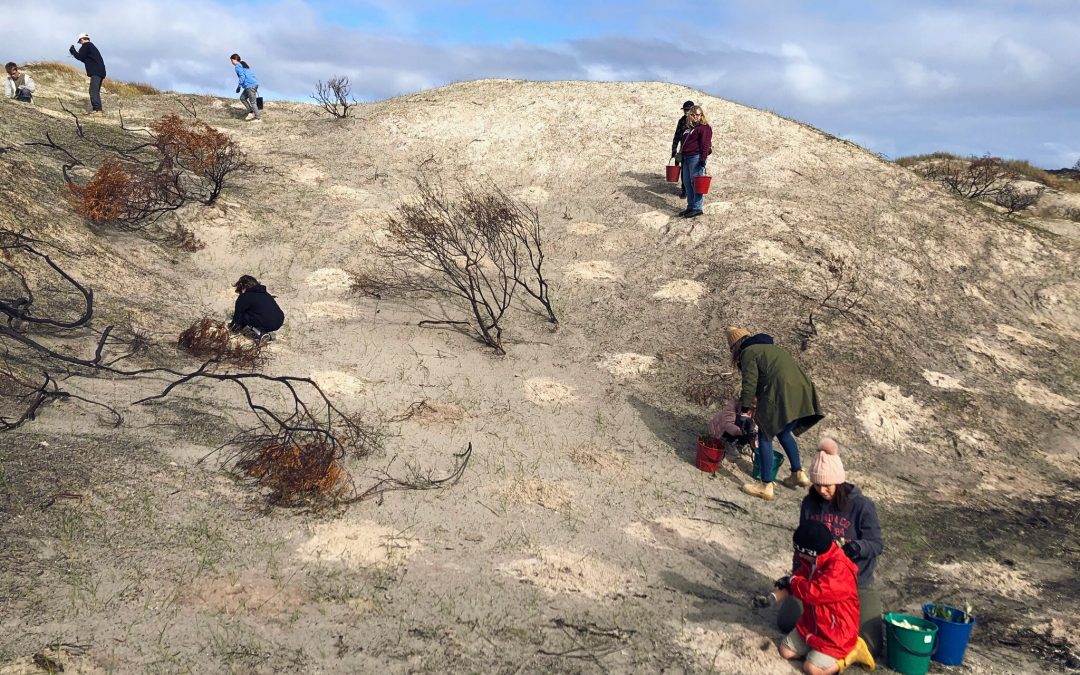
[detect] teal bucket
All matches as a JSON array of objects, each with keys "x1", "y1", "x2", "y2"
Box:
[
  {"x1": 751, "y1": 449, "x2": 785, "y2": 482},
  {"x1": 884, "y1": 612, "x2": 938, "y2": 675}
]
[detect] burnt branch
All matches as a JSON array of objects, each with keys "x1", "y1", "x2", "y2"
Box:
[{"x1": 312, "y1": 77, "x2": 357, "y2": 119}]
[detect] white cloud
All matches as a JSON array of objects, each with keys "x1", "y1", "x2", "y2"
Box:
[{"x1": 3, "y1": 0, "x2": 1078, "y2": 166}]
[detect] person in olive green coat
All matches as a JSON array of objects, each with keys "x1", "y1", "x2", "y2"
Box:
[{"x1": 727, "y1": 327, "x2": 824, "y2": 501}]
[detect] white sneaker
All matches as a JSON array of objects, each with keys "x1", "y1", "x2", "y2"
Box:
[{"x1": 244, "y1": 113, "x2": 255, "y2": 121}]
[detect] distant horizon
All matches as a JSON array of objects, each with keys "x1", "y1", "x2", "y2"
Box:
[{"x1": 6, "y1": 0, "x2": 1077, "y2": 168}]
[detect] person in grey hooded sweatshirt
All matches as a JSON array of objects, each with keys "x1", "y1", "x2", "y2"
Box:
[{"x1": 776, "y1": 437, "x2": 885, "y2": 656}]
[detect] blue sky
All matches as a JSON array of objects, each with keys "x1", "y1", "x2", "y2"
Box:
[{"x1": 5, "y1": 0, "x2": 1078, "y2": 167}]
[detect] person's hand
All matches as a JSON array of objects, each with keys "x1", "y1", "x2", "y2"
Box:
[
  {"x1": 236, "y1": 85, "x2": 242, "y2": 94},
  {"x1": 736, "y1": 414, "x2": 755, "y2": 437},
  {"x1": 69, "y1": 45, "x2": 77, "y2": 56},
  {"x1": 700, "y1": 162, "x2": 707, "y2": 172},
  {"x1": 773, "y1": 575, "x2": 792, "y2": 590},
  {"x1": 843, "y1": 540, "x2": 860, "y2": 559}
]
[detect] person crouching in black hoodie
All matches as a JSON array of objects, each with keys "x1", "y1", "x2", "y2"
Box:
[{"x1": 229, "y1": 275, "x2": 284, "y2": 339}]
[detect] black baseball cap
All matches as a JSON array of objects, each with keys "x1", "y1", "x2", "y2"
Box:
[{"x1": 682, "y1": 100, "x2": 695, "y2": 111}]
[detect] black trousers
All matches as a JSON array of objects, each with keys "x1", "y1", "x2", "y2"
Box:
[{"x1": 89, "y1": 75, "x2": 104, "y2": 111}]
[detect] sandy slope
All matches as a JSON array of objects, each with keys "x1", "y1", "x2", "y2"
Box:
[{"x1": 0, "y1": 79, "x2": 1077, "y2": 673}]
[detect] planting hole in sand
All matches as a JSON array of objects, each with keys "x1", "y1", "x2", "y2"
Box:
[
  {"x1": 524, "y1": 378, "x2": 576, "y2": 405},
  {"x1": 312, "y1": 371, "x2": 366, "y2": 397},
  {"x1": 637, "y1": 210, "x2": 671, "y2": 230},
  {"x1": 499, "y1": 478, "x2": 574, "y2": 512},
  {"x1": 678, "y1": 625, "x2": 783, "y2": 674},
  {"x1": 965, "y1": 336, "x2": 1026, "y2": 372},
  {"x1": 856, "y1": 381, "x2": 928, "y2": 449},
  {"x1": 183, "y1": 572, "x2": 304, "y2": 616},
  {"x1": 305, "y1": 268, "x2": 353, "y2": 291},
  {"x1": 566, "y1": 221, "x2": 607, "y2": 235},
  {"x1": 500, "y1": 547, "x2": 634, "y2": 599},
  {"x1": 929, "y1": 560, "x2": 1039, "y2": 600},
  {"x1": 567, "y1": 446, "x2": 632, "y2": 477},
  {"x1": 921, "y1": 370, "x2": 971, "y2": 391},
  {"x1": 653, "y1": 279, "x2": 705, "y2": 304},
  {"x1": 1014, "y1": 380, "x2": 1076, "y2": 412},
  {"x1": 297, "y1": 520, "x2": 420, "y2": 567},
  {"x1": 597, "y1": 353, "x2": 657, "y2": 379},
  {"x1": 305, "y1": 301, "x2": 358, "y2": 320},
  {"x1": 564, "y1": 260, "x2": 620, "y2": 281},
  {"x1": 291, "y1": 164, "x2": 325, "y2": 184},
  {"x1": 515, "y1": 186, "x2": 549, "y2": 205}
]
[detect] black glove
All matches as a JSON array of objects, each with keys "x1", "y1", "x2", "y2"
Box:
[
  {"x1": 773, "y1": 575, "x2": 792, "y2": 590},
  {"x1": 736, "y1": 414, "x2": 755, "y2": 438},
  {"x1": 236, "y1": 85, "x2": 242, "y2": 94},
  {"x1": 842, "y1": 540, "x2": 859, "y2": 559},
  {"x1": 69, "y1": 45, "x2": 77, "y2": 56},
  {"x1": 699, "y1": 162, "x2": 707, "y2": 172},
  {"x1": 751, "y1": 593, "x2": 776, "y2": 609}
]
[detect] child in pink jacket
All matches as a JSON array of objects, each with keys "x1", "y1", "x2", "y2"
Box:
[{"x1": 709, "y1": 399, "x2": 758, "y2": 448}]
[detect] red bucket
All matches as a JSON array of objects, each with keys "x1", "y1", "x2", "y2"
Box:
[
  {"x1": 696, "y1": 435, "x2": 726, "y2": 473},
  {"x1": 665, "y1": 164, "x2": 680, "y2": 182},
  {"x1": 693, "y1": 175, "x2": 712, "y2": 194}
]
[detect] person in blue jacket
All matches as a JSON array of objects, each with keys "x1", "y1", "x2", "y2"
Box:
[{"x1": 230, "y1": 54, "x2": 261, "y2": 121}]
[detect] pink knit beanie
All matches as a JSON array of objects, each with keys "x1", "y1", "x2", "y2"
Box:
[{"x1": 808, "y1": 437, "x2": 846, "y2": 485}]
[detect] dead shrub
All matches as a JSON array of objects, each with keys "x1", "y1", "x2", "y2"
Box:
[
  {"x1": 312, "y1": 76, "x2": 357, "y2": 119},
  {"x1": 150, "y1": 114, "x2": 251, "y2": 205},
  {"x1": 917, "y1": 154, "x2": 1009, "y2": 200},
  {"x1": 177, "y1": 317, "x2": 265, "y2": 366},
  {"x1": 992, "y1": 183, "x2": 1045, "y2": 215},
  {"x1": 67, "y1": 159, "x2": 184, "y2": 226},
  {"x1": 366, "y1": 178, "x2": 556, "y2": 353},
  {"x1": 236, "y1": 436, "x2": 349, "y2": 506}
]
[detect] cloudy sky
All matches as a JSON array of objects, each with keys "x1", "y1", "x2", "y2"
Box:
[{"x1": 5, "y1": 0, "x2": 1077, "y2": 167}]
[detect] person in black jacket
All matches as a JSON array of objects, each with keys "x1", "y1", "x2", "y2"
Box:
[
  {"x1": 68, "y1": 33, "x2": 107, "y2": 115},
  {"x1": 670, "y1": 100, "x2": 694, "y2": 198},
  {"x1": 229, "y1": 275, "x2": 284, "y2": 339}
]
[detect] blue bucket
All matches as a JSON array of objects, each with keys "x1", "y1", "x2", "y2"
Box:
[{"x1": 923, "y1": 603, "x2": 975, "y2": 666}]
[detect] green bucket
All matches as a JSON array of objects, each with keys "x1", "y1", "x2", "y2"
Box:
[
  {"x1": 750, "y1": 449, "x2": 785, "y2": 482},
  {"x1": 884, "y1": 612, "x2": 938, "y2": 675}
]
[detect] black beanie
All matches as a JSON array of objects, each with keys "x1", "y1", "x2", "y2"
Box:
[{"x1": 793, "y1": 520, "x2": 833, "y2": 557}]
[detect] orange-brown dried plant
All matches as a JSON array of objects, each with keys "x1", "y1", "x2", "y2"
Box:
[
  {"x1": 238, "y1": 437, "x2": 349, "y2": 506},
  {"x1": 151, "y1": 114, "x2": 250, "y2": 205}
]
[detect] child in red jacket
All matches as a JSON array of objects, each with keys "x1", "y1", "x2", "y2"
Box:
[{"x1": 771, "y1": 521, "x2": 867, "y2": 674}]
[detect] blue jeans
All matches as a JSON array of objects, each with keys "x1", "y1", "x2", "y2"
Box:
[
  {"x1": 681, "y1": 153, "x2": 704, "y2": 211},
  {"x1": 757, "y1": 420, "x2": 802, "y2": 483}
]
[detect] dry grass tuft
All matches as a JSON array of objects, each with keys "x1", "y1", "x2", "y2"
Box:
[
  {"x1": 177, "y1": 317, "x2": 265, "y2": 366},
  {"x1": 25, "y1": 61, "x2": 162, "y2": 95}
]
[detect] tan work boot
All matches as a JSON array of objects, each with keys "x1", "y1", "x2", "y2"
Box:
[
  {"x1": 837, "y1": 637, "x2": 875, "y2": 672},
  {"x1": 741, "y1": 481, "x2": 775, "y2": 501},
  {"x1": 781, "y1": 469, "x2": 811, "y2": 489}
]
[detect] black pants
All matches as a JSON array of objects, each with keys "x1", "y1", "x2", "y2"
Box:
[
  {"x1": 89, "y1": 75, "x2": 104, "y2": 111},
  {"x1": 777, "y1": 586, "x2": 884, "y2": 656}
]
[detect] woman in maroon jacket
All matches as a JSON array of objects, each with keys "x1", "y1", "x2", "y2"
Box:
[{"x1": 678, "y1": 105, "x2": 712, "y2": 218}]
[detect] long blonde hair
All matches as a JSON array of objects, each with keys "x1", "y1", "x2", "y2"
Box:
[{"x1": 688, "y1": 105, "x2": 709, "y2": 127}]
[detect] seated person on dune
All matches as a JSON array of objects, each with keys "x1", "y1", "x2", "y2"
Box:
[{"x1": 229, "y1": 275, "x2": 284, "y2": 339}]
